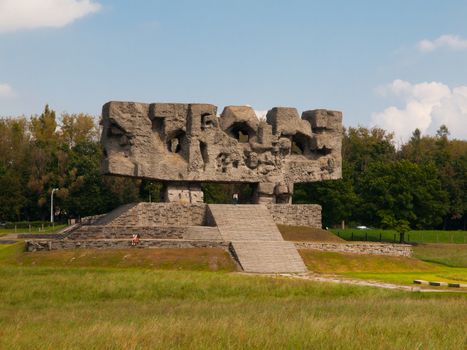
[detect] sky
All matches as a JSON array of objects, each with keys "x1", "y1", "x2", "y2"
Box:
[{"x1": 0, "y1": 0, "x2": 466, "y2": 141}]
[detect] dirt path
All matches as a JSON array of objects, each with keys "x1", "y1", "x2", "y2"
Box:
[{"x1": 245, "y1": 272, "x2": 466, "y2": 293}]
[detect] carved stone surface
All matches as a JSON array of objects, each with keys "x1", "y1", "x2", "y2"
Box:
[{"x1": 101, "y1": 102, "x2": 342, "y2": 203}]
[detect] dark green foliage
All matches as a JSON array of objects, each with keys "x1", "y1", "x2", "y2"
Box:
[
  {"x1": 202, "y1": 183, "x2": 255, "y2": 204},
  {"x1": 294, "y1": 163, "x2": 358, "y2": 227},
  {"x1": 295, "y1": 126, "x2": 465, "y2": 230}
]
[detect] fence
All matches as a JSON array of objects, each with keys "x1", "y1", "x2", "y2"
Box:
[{"x1": 332, "y1": 229, "x2": 467, "y2": 244}]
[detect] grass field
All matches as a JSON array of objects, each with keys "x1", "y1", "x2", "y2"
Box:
[
  {"x1": 413, "y1": 244, "x2": 467, "y2": 267},
  {"x1": 331, "y1": 228, "x2": 467, "y2": 244},
  {"x1": 0, "y1": 243, "x2": 466, "y2": 349},
  {"x1": 0, "y1": 224, "x2": 67, "y2": 236},
  {"x1": 0, "y1": 243, "x2": 237, "y2": 271},
  {"x1": 299, "y1": 248, "x2": 467, "y2": 288},
  {"x1": 278, "y1": 224, "x2": 344, "y2": 242}
]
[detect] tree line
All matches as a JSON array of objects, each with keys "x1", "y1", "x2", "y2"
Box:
[
  {"x1": 0, "y1": 105, "x2": 466, "y2": 230},
  {"x1": 295, "y1": 126, "x2": 467, "y2": 230}
]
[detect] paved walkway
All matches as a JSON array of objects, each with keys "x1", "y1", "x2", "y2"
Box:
[
  {"x1": 208, "y1": 204, "x2": 307, "y2": 273},
  {"x1": 248, "y1": 272, "x2": 467, "y2": 293}
]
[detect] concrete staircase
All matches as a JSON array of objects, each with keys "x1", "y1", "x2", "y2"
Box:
[{"x1": 208, "y1": 205, "x2": 307, "y2": 273}]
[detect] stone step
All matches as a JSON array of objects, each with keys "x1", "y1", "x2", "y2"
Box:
[
  {"x1": 93, "y1": 203, "x2": 138, "y2": 226},
  {"x1": 208, "y1": 204, "x2": 307, "y2": 273},
  {"x1": 208, "y1": 204, "x2": 283, "y2": 241},
  {"x1": 231, "y1": 241, "x2": 307, "y2": 273}
]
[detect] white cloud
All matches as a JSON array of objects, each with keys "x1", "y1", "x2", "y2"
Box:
[
  {"x1": 254, "y1": 110, "x2": 268, "y2": 121},
  {"x1": 418, "y1": 34, "x2": 467, "y2": 52},
  {"x1": 0, "y1": 83, "x2": 15, "y2": 98},
  {"x1": 0, "y1": 0, "x2": 101, "y2": 33},
  {"x1": 371, "y1": 80, "x2": 467, "y2": 141}
]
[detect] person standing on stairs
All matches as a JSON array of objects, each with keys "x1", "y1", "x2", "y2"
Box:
[{"x1": 232, "y1": 192, "x2": 239, "y2": 205}]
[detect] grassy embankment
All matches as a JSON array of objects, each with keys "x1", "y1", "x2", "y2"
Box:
[
  {"x1": 278, "y1": 224, "x2": 344, "y2": 242},
  {"x1": 0, "y1": 242, "x2": 466, "y2": 349},
  {"x1": 300, "y1": 246, "x2": 467, "y2": 287}
]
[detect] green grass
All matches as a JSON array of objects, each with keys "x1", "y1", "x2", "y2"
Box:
[
  {"x1": 0, "y1": 243, "x2": 466, "y2": 348},
  {"x1": 413, "y1": 244, "x2": 467, "y2": 267},
  {"x1": 0, "y1": 224, "x2": 67, "y2": 236},
  {"x1": 300, "y1": 249, "x2": 467, "y2": 287},
  {"x1": 0, "y1": 243, "x2": 237, "y2": 271},
  {"x1": 278, "y1": 224, "x2": 344, "y2": 242},
  {"x1": 0, "y1": 265, "x2": 466, "y2": 348},
  {"x1": 331, "y1": 228, "x2": 467, "y2": 244}
]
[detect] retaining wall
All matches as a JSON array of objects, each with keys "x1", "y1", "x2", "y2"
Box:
[
  {"x1": 25, "y1": 239, "x2": 229, "y2": 251},
  {"x1": 295, "y1": 242, "x2": 412, "y2": 257},
  {"x1": 110, "y1": 203, "x2": 209, "y2": 226},
  {"x1": 267, "y1": 204, "x2": 321, "y2": 228},
  {"x1": 68, "y1": 225, "x2": 221, "y2": 240}
]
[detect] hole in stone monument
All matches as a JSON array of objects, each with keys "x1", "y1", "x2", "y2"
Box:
[
  {"x1": 167, "y1": 130, "x2": 185, "y2": 154},
  {"x1": 107, "y1": 123, "x2": 125, "y2": 137},
  {"x1": 291, "y1": 135, "x2": 306, "y2": 155},
  {"x1": 317, "y1": 147, "x2": 332, "y2": 156},
  {"x1": 200, "y1": 141, "x2": 209, "y2": 165},
  {"x1": 152, "y1": 117, "x2": 164, "y2": 132},
  {"x1": 228, "y1": 122, "x2": 254, "y2": 143},
  {"x1": 291, "y1": 141, "x2": 303, "y2": 155},
  {"x1": 201, "y1": 113, "x2": 213, "y2": 129},
  {"x1": 201, "y1": 183, "x2": 255, "y2": 204},
  {"x1": 238, "y1": 131, "x2": 249, "y2": 142}
]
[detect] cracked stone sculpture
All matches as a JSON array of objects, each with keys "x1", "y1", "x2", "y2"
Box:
[{"x1": 101, "y1": 101, "x2": 343, "y2": 204}]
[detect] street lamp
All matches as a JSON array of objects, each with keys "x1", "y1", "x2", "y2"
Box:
[{"x1": 50, "y1": 188, "x2": 59, "y2": 224}]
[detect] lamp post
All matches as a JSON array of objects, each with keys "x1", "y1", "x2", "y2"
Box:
[{"x1": 50, "y1": 188, "x2": 58, "y2": 224}]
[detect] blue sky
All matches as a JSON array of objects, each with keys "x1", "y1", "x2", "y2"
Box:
[{"x1": 1, "y1": 0, "x2": 466, "y2": 140}]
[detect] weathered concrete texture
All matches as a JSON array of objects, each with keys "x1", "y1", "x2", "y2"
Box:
[
  {"x1": 208, "y1": 204, "x2": 308, "y2": 273},
  {"x1": 295, "y1": 242, "x2": 413, "y2": 257},
  {"x1": 25, "y1": 239, "x2": 229, "y2": 252},
  {"x1": 67, "y1": 225, "x2": 221, "y2": 240},
  {"x1": 78, "y1": 202, "x2": 322, "y2": 230},
  {"x1": 109, "y1": 203, "x2": 210, "y2": 227},
  {"x1": 101, "y1": 101, "x2": 343, "y2": 203},
  {"x1": 266, "y1": 204, "x2": 321, "y2": 228}
]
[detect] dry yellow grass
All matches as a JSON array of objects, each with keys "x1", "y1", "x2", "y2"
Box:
[{"x1": 278, "y1": 224, "x2": 344, "y2": 242}]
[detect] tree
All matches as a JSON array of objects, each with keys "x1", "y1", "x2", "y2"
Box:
[
  {"x1": 294, "y1": 163, "x2": 358, "y2": 227},
  {"x1": 60, "y1": 113, "x2": 98, "y2": 147},
  {"x1": 381, "y1": 215, "x2": 410, "y2": 243},
  {"x1": 356, "y1": 160, "x2": 449, "y2": 229},
  {"x1": 344, "y1": 127, "x2": 396, "y2": 177},
  {"x1": 0, "y1": 169, "x2": 26, "y2": 221}
]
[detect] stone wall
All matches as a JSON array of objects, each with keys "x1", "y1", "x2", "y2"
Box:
[
  {"x1": 267, "y1": 204, "x2": 321, "y2": 228},
  {"x1": 95, "y1": 202, "x2": 322, "y2": 229},
  {"x1": 110, "y1": 203, "x2": 209, "y2": 226},
  {"x1": 68, "y1": 225, "x2": 221, "y2": 240},
  {"x1": 25, "y1": 239, "x2": 229, "y2": 251},
  {"x1": 294, "y1": 242, "x2": 412, "y2": 257}
]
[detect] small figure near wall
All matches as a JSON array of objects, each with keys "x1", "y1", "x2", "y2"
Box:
[
  {"x1": 131, "y1": 233, "x2": 140, "y2": 246},
  {"x1": 232, "y1": 192, "x2": 239, "y2": 205}
]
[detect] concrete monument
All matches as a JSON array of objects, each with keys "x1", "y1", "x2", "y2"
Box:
[{"x1": 100, "y1": 102, "x2": 343, "y2": 204}]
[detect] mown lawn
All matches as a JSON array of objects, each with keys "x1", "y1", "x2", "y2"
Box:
[
  {"x1": 413, "y1": 243, "x2": 467, "y2": 267},
  {"x1": 300, "y1": 249, "x2": 467, "y2": 287},
  {"x1": 278, "y1": 224, "x2": 344, "y2": 242},
  {"x1": 331, "y1": 228, "x2": 467, "y2": 244},
  {"x1": 0, "y1": 224, "x2": 67, "y2": 236},
  {"x1": 0, "y1": 243, "x2": 466, "y2": 349}
]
